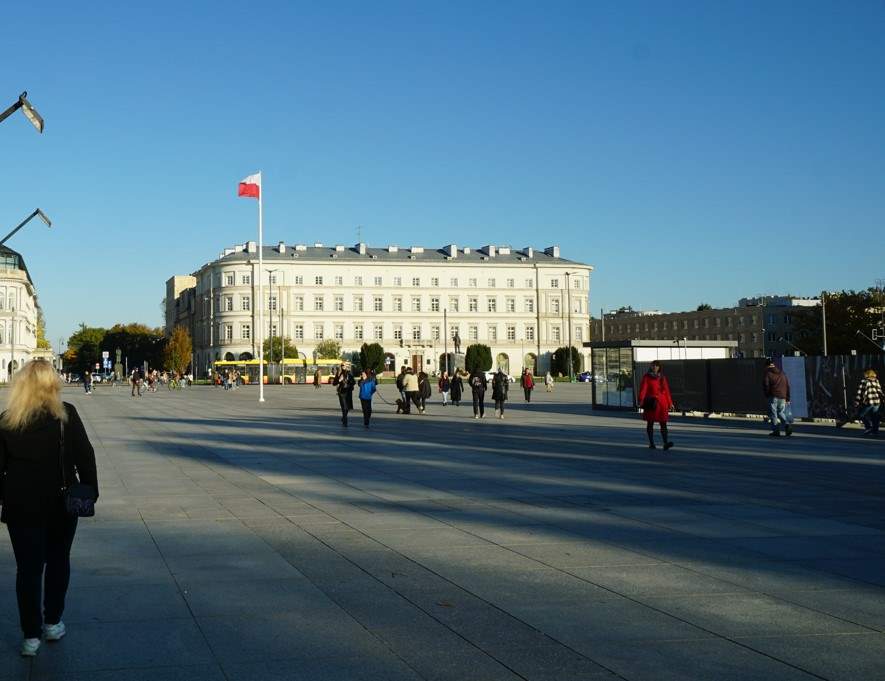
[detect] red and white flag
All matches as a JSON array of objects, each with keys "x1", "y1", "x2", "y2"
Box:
[{"x1": 238, "y1": 173, "x2": 261, "y2": 198}]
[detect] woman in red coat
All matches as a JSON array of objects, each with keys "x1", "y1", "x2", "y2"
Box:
[{"x1": 638, "y1": 360, "x2": 674, "y2": 450}]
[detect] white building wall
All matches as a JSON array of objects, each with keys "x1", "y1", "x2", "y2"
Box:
[
  {"x1": 184, "y1": 248, "x2": 592, "y2": 376},
  {"x1": 0, "y1": 271, "x2": 40, "y2": 380}
]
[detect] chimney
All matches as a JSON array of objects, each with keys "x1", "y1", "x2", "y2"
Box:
[
  {"x1": 313, "y1": 242, "x2": 324, "y2": 248},
  {"x1": 498, "y1": 246, "x2": 511, "y2": 255},
  {"x1": 278, "y1": 241, "x2": 286, "y2": 254},
  {"x1": 444, "y1": 244, "x2": 458, "y2": 258},
  {"x1": 335, "y1": 244, "x2": 345, "y2": 252},
  {"x1": 484, "y1": 245, "x2": 496, "y2": 258},
  {"x1": 544, "y1": 245, "x2": 560, "y2": 258},
  {"x1": 295, "y1": 244, "x2": 307, "y2": 251},
  {"x1": 410, "y1": 246, "x2": 424, "y2": 254},
  {"x1": 246, "y1": 241, "x2": 257, "y2": 253},
  {"x1": 524, "y1": 247, "x2": 534, "y2": 258},
  {"x1": 357, "y1": 242, "x2": 367, "y2": 255},
  {"x1": 388, "y1": 245, "x2": 398, "y2": 253}
]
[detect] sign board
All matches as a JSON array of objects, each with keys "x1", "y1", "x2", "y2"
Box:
[
  {"x1": 94, "y1": 363, "x2": 100, "y2": 370},
  {"x1": 101, "y1": 351, "x2": 110, "y2": 359}
]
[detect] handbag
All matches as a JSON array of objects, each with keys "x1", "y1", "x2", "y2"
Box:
[
  {"x1": 59, "y1": 420, "x2": 96, "y2": 517},
  {"x1": 641, "y1": 396, "x2": 657, "y2": 411}
]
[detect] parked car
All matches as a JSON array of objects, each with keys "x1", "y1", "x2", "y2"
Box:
[{"x1": 578, "y1": 372, "x2": 592, "y2": 382}]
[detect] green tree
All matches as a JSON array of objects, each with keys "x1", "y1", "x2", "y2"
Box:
[
  {"x1": 551, "y1": 346, "x2": 581, "y2": 377},
  {"x1": 359, "y1": 343, "x2": 385, "y2": 374},
  {"x1": 102, "y1": 323, "x2": 166, "y2": 369},
  {"x1": 164, "y1": 326, "x2": 192, "y2": 374},
  {"x1": 464, "y1": 344, "x2": 492, "y2": 373},
  {"x1": 696, "y1": 303, "x2": 713, "y2": 311},
  {"x1": 262, "y1": 336, "x2": 299, "y2": 359},
  {"x1": 35, "y1": 310, "x2": 51, "y2": 350},
  {"x1": 793, "y1": 289, "x2": 883, "y2": 355},
  {"x1": 314, "y1": 339, "x2": 342, "y2": 360},
  {"x1": 65, "y1": 324, "x2": 107, "y2": 372}
]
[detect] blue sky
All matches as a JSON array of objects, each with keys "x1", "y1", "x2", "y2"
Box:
[{"x1": 2, "y1": 0, "x2": 883, "y2": 346}]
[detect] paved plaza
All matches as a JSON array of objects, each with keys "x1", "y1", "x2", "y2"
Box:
[{"x1": 1, "y1": 383, "x2": 885, "y2": 680}]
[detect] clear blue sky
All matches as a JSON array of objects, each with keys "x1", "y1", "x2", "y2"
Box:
[{"x1": 2, "y1": 0, "x2": 883, "y2": 346}]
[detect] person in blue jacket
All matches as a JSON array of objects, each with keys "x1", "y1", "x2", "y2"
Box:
[{"x1": 358, "y1": 370, "x2": 378, "y2": 428}]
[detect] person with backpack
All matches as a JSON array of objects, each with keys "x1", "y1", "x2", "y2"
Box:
[
  {"x1": 0, "y1": 360, "x2": 99, "y2": 657},
  {"x1": 544, "y1": 371, "x2": 554, "y2": 393},
  {"x1": 395, "y1": 366, "x2": 408, "y2": 403},
  {"x1": 438, "y1": 372, "x2": 451, "y2": 406},
  {"x1": 450, "y1": 371, "x2": 463, "y2": 406},
  {"x1": 638, "y1": 360, "x2": 674, "y2": 450},
  {"x1": 492, "y1": 369, "x2": 509, "y2": 419},
  {"x1": 762, "y1": 358, "x2": 792, "y2": 437},
  {"x1": 357, "y1": 370, "x2": 378, "y2": 428},
  {"x1": 332, "y1": 364, "x2": 356, "y2": 427},
  {"x1": 418, "y1": 371, "x2": 432, "y2": 412},
  {"x1": 855, "y1": 369, "x2": 884, "y2": 436},
  {"x1": 521, "y1": 369, "x2": 534, "y2": 403},
  {"x1": 469, "y1": 369, "x2": 488, "y2": 419}
]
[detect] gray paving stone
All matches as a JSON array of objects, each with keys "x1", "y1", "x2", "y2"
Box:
[
  {"x1": 62, "y1": 583, "x2": 190, "y2": 623},
  {"x1": 739, "y1": 633, "x2": 885, "y2": 681},
  {"x1": 223, "y1": 656, "x2": 423, "y2": 681},
  {"x1": 31, "y1": 664, "x2": 226, "y2": 681},
  {"x1": 181, "y1": 577, "x2": 338, "y2": 617},
  {"x1": 566, "y1": 563, "x2": 750, "y2": 597},
  {"x1": 164, "y1": 550, "x2": 303, "y2": 583}
]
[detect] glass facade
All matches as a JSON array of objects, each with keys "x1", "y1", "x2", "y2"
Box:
[{"x1": 591, "y1": 347, "x2": 635, "y2": 408}]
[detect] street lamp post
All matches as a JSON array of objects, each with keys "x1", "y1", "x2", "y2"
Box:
[
  {"x1": 0, "y1": 92, "x2": 44, "y2": 133},
  {"x1": 0, "y1": 209, "x2": 52, "y2": 248}
]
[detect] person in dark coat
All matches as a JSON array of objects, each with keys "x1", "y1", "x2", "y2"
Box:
[
  {"x1": 417, "y1": 371, "x2": 431, "y2": 412},
  {"x1": 469, "y1": 369, "x2": 488, "y2": 419},
  {"x1": 438, "y1": 372, "x2": 451, "y2": 406},
  {"x1": 0, "y1": 360, "x2": 98, "y2": 657},
  {"x1": 332, "y1": 365, "x2": 356, "y2": 427},
  {"x1": 762, "y1": 358, "x2": 792, "y2": 436},
  {"x1": 492, "y1": 370, "x2": 509, "y2": 419},
  {"x1": 637, "y1": 360, "x2": 674, "y2": 450},
  {"x1": 450, "y1": 371, "x2": 464, "y2": 406}
]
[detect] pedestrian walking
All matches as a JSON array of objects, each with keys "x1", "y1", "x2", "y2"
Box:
[
  {"x1": 521, "y1": 369, "x2": 534, "y2": 403},
  {"x1": 492, "y1": 369, "x2": 509, "y2": 419},
  {"x1": 450, "y1": 371, "x2": 463, "y2": 406},
  {"x1": 0, "y1": 360, "x2": 99, "y2": 657},
  {"x1": 469, "y1": 368, "x2": 488, "y2": 419},
  {"x1": 544, "y1": 371, "x2": 554, "y2": 393},
  {"x1": 82, "y1": 371, "x2": 92, "y2": 395},
  {"x1": 418, "y1": 371, "x2": 431, "y2": 412},
  {"x1": 358, "y1": 370, "x2": 377, "y2": 428},
  {"x1": 762, "y1": 358, "x2": 792, "y2": 437},
  {"x1": 855, "y1": 369, "x2": 883, "y2": 436},
  {"x1": 403, "y1": 368, "x2": 421, "y2": 414},
  {"x1": 332, "y1": 365, "x2": 355, "y2": 427},
  {"x1": 438, "y1": 372, "x2": 451, "y2": 406},
  {"x1": 638, "y1": 360, "x2": 674, "y2": 450},
  {"x1": 313, "y1": 368, "x2": 322, "y2": 389},
  {"x1": 396, "y1": 366, "x2": 408, "y2": 403}
]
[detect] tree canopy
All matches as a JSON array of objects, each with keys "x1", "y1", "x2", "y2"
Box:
[
  {"x1": 359, "y1": 343, "x2": 385, "y2": 374},
  {"x1": 464, "y1": 344, "x2": 492, "y2": 373},
  {"x1": 314, "y1": 339, "x2": 342, "y2": 360},
  {"x1": 164, "y1": 326, "x2": 192, "y2": 374},
  {"x1": 551, "y1": 346, "x2": 581, "y2": 377},
  {"x1": 696, "y1": 303, "x2": 713, "y2": 311},
  {"x1": 262, "y1": 336, "x2": 299, "y2": 359},
  {"x1": 793, "y1": 288, "x2": 885, "y2": 355}
]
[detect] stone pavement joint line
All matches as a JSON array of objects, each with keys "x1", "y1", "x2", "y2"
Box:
[{"x1": 1, "y1": 383, "x2": 884, "y2": 680}]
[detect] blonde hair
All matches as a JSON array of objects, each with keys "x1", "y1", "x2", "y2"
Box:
[
  {"x1": 865, "y1": 369, "x2": 879, "y2": 380},
  {"x1": 1, "y1": 359, "x2": 67, "y2": 431}
]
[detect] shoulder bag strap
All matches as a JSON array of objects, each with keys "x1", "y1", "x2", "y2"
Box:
[{"x1": 59, "y1": 418, "x2": 67, "y2": 492}]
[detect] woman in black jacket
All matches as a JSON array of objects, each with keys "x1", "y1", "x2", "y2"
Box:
[
  {"x1": 417, "y1": 371, "x2": 431, "y2": 412},
  {"x1": 450, "y1": 372, "x2": 463, "y2": 406},
  {"x1": 0, "y1": 360, "x2": 98, "y2": 657}
]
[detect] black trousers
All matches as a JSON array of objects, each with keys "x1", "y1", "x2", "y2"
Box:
[
  {"x1": 524, "y1": 388, "x2": 532, "y2": 402},
  {"x1": 338, "y1": 393, "x2": 349, "y2": 424},
  {"x1": 472, "y1": 392, "x2": 485, "y2": 417},
  {"x1": 405, "y1": 391, "x2": 420, "y2": 413},
  {"x1": 646, "y1": 421, "x2": 669, "y2": 444},
  {"x1": 495, "y1": 399, "x2": 506, "y2": 414},
  {"x1": 360, "y1": 398, "x2": 372, "y2": 426},
  {"x1": 7, "y1": 510, "x2": 78, "y2": 638}
]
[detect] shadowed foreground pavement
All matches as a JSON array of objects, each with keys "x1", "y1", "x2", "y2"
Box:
[{"x1": 1, "y1": 383, "x2": 884, "y2": 680}]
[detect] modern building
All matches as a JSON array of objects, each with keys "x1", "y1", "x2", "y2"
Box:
[
  {"x1": 0, "y1": 245, "x2": 41, "y2": 380},
  {"x1": 590, "y1": 296, "x2": 820, "y2": 358},
  {"x1": 167, "y1": 242, "x2": 593, "y2": 378}
]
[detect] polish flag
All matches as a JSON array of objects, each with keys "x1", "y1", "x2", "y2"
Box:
[{"x1": 238, "y1": 173, "x2": 261, "y2": 198}]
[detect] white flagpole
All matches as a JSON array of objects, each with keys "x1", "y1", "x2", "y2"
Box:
[{"x1": 257, "y1": 170, "x2": 265, "y2": 403}]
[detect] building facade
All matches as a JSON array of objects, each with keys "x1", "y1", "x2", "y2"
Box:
[
  {"x1": 167, "y1": 242, "x2": 593, "y2": 377},
  {"x1": 590, "y1": 296, "x2": 819, "y2": 358},
  {"x1": 0, "y1": 246, "x2": 41, "y2": 380}
]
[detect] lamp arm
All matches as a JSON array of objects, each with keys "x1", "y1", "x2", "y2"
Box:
[{"x1": 0, "y1": 210, "x2": 39, "y2": 247}]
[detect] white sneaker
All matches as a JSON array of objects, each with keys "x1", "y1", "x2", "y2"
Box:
[
  {"x1": 43, "y1": 622, "x2": 66, "y2": 641},
  {"x1": 21, "y1": 638, "x2": 40, "y2": 657},
  {"x1": 474, "y1": 414, "x2": 479, "y2": 419}
]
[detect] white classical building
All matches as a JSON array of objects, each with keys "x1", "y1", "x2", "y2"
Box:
[
  {"x1": 168, "y1": 242, "x2": 593, "y2": 378},
  {"x1": 0, "y1": 246, "x2": 40, "y2": 380}
]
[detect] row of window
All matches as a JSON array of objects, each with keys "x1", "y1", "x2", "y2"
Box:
[
  {"x1": 220, "y1": 272, "x2": 585, "y2": 290},
  {"x1": 217, "y1": 322, "x2": 586, "y2": 344},
  {"x1": 608, "y1": 315, "x2": 761, "y2": 335},
  {"x1": 218, "y1": 294, "x2": 584, "y2": 314}
]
